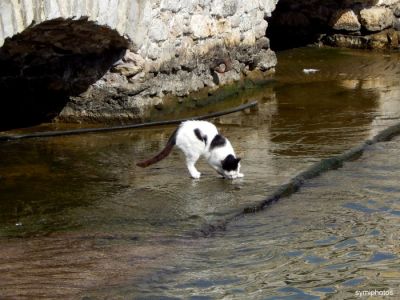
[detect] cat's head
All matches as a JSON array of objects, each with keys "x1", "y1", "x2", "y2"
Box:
[{"x1": 220, "y1": 154, "x2": 242, "y2": 179}]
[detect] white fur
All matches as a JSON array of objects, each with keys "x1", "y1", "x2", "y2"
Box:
[{"x1": 175, "y1": 120, "x2": 243, "y2": 179}]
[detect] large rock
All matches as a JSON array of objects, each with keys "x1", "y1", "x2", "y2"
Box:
[
  {"x1": 148, "y1": 19, "x2": 169, "y2": 42},
  {"x1": 113, "y1": 50, "x2": 146, "y2": 74},
  {"x1": 254, "y1": 49, "x2": 277, "y2": 72},
  {"x1": 211, "y1": 0, "x2": 238, "y2": 17},
  {"x1": 360, "y1": 7, "x2": 394, "y2": 32},
  {"x1": 112, "y1": 63, "x2": 142, "y2": 77},
  {"x1": 190, "y1": 14, "x2": 215, "y2": 39},
  {"x1": 331, "y1": 9, "x2": 361, "y2": 32}
]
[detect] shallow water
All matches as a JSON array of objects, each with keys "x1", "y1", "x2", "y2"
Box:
[{"x1": 1, "y1": 48, "x2": 400, "y2": 299}]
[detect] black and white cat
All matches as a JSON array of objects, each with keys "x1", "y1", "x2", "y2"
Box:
[{"x1": 137, "y1": 120, "x2": 243, "y2": 179}]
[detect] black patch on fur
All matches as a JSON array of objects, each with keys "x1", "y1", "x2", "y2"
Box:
[
  {"x1": 221, "y1": 154, "x2": 241, "y2": 171},
  {"x1": 210, "y1": 134, "x2": 226, "y2": 150},
  {"x1": 194, "y1": 128, "x2": 207, "y2": 144}
]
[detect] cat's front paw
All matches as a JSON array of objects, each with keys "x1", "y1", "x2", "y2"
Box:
[
  {"x1": 237, "y1": 173, "x2": 244, "y2": 178},
  {"x1": 190, "y1": 171, "x2": 201, "y2": 179}
]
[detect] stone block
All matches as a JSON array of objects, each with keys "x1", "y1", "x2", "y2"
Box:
[
  {"x1": 170, "y1": 14, "x2": 186, "y2": 37},
  {"x1": 123, "y1": 50, "x2": 145, "y2": 67},
  {"x1": 228, "y1": 14, "x2": 241, "y2": 28},
  {"x1": 360, "y1": 7, "x2": 393, "y2": 32},
  {"x1": 223, "y1": 28, "x2": 241, "y2": 46},
  {"x1": 147, "y1": 42, "x2": 162, "y2": 60},
  {"x1": 211, "y1": 0, "x2": 238, "y2": 17},
  {"x1": 376, "y1": 0, "x2": 400, "y2": 6},
  {"x1": 254, "y1": 49, "x2": 277, "y2": 72},
  {"x1": 254, "y1": 19, "x2": 268, "y2": 39},
  {"x1": 239, "y1": 13, "x2": 254, "y2": 32},
  {"x1": 160, "y1": 0, "x2": 182, "y2": 13},
  {"x1": 331, "y1": 9, "x2": 361, "y2": 32},
  {"x1": 256, "y1": 36, "x2": 270, "y2": 50},
  {"x1": 212, "y1": 69, "x2": 241, "y2": 86},
  {"x1": 113, "y1": 63, "x2": 143, "y2": 77},
  {"x1": 190, "y1": 14, "x2": 214, "y2": 39},
  {"x1": 216, "y1": 18, "x2": 232, "y2": 34},
  {"x1": 238, "y1": 0, "x2": 259, "y2": 14},
  {"x1": 369, "y1": 31, "x2": 390, "y2": 49},
  {"x1": 148, "y1": 19, "x2": 169, "y2": 42},
  {"x1": 259, "y1": 0, "x2": 277, "y2": 17},
  {"x1": 241, "y1": 30, "x2": 256, "y2": 46}
]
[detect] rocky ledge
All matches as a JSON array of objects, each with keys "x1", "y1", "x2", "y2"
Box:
[
  {"x1": 267, "y1": 0, "x2": 400, "y2": 50},
  {"x1": 324, "y1": 3, "x2": 400, "y2": 49}
]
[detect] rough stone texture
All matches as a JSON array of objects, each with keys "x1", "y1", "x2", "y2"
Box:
[
  {"x1": 395, "y1": 4, "x2": 400, "y2": 17},
  {"x1": 211, "y1": 0, "x2": 238, "y2": 18},
  {"x1": 0, "y1": 0, "x2": 277, "y2": 125},
  {"x1": 323, "y1": 29, "x2": 398, "y2": 49},
  {"x1": 394, "y1": 17, "x2": 400, "y2": 29},
  {"x1": 360, "y1": 7, "x2": 394, "y2": 32},
  {"x1": 254, "y1": 49, "x2": 278, "y2": 72},
  {"x1": 267, "y1": 0, "x2": 400, "y2": 50},
  {"x1": 331, "y1": 9, "x2": 361, "y2": 32}
]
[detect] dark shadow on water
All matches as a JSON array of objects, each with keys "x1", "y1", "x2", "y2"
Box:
[{"x1": 0, "y1": 18, "x2": 128, "y2": 130}]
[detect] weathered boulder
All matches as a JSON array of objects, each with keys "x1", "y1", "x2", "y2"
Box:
[
  {"x1": 112, "y1": 63, "x2": 142, "y2": 77},
  {"x1": 254, "y1": 49, "x2": 277, "y2": 72},
  {"x1": 111, "y1": 50, "x2": 145, "y2": 77},
  {"x1": 190, "y1": 14, "x2": 215, "y2": 39},
  {"x1": 211, "y1": 0, "x2": 238, "y2": 17},
  {"x1": 148, "y1": 19, "x2": 169, "y2": 42},
  {"x1": 331, "y1": 9, "x2": 361, "y2": 32},
  {"x1": 360, "y1": 7, "x2": 394, "y2": 32}
]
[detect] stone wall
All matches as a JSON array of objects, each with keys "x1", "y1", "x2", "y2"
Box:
[
  {"x1": 0, "y1": 0, "x2": 278, "y2": 127},
  {"x1": 61, "y1": 0, "x2": 278, "y2": 123}
]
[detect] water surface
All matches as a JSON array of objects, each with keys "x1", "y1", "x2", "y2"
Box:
[{"x1": 1, "y1": 48, "x2": 400, "y2": 298}]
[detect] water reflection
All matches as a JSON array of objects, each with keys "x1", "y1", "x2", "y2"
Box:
[{"x1": 1, "y1": 48, "x2": 400, "y2": 298}]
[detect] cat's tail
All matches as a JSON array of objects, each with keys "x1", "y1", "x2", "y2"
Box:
[{"x1": 136, "y1": 128, "x2": 178, "y2": 168}]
